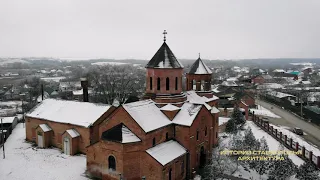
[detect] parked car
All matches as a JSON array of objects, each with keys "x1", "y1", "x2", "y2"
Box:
[{"x1": 293, "y1": 127, "x2": 303, "y2": 135}]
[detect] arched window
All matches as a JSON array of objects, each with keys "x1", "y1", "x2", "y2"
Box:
[
  {"x1": 108, "y1": 155, "x2": 116, "y2": 171},
  {"x1": 166, "y1": 77, "x2": 170, "y2": 90},
  {"x1": 153, "y1": 137, "x2": 156, "y2": 146},
  {"x1": 175, "y1": 77, "x2": 178, "y2": 90},
  {"x1": 157, "y1": 77, "x2": 161, "y2": 90},
  {"x1": 150, "y1": 77, "x2": 153, "y2": 90},
  {"x1": 205, "y1": 127, "x2": 207, "y2": 136},
  {"x1": 166, "y1": 132, "x2": 169, "y2": 140}
]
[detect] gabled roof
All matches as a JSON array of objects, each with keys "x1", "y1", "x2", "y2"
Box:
[
  {"x1": 188, "y1": 58, "x2": 212, "y2": 74},
  {"x1": 186, "y1": 91, "x2": 219, "y2": 106},
  {"x1": 145, "y1": 42, "x2": 183, "y2": 69},
  {"x1": 0, "y1": 116, "x2": 18, "y2": 123},
  {"x1": 65, "y1": 129, "x2": 80, "y2": 138},
  {"x1": 146, "y1": 140, "x2": 186, "y2": 166},
  {"x1": 38, "y1": 124, "x2": 52, "y2": 132},
  {"x1": 172, "y1": 103, "x2": 203, "y2": 126},
  {"x1": 160, "y1": 104, "x2": 180, "y2": 111},
  {"x1": 101, "y1": 123, "x2": 141, "y2": 143},
  {"x1": 26, "y1": 99, "x2": 111, "y2": 127},
  {"x1": 122, "y1": 99, "x2": 172, "y2": 133}
]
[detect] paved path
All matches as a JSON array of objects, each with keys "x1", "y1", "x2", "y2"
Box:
[{"x1": 256, "y1": 99, "x2": 320, "y2": 148}]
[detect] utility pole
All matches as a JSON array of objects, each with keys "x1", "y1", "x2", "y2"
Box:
[{"x1": 1, "y1": 118, "x2": 5, "y2": 159}]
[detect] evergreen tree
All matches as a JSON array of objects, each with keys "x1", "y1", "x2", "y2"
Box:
[
  {"x1": 268, "y1": 145, "x2": 297, "y2": 180},
  {"x1": 243, "y1": 128, "x2": 260, "y2": 151},
  {"x1": 225, "y1": 119, "x2": 237, "y2": 134},
  {"x1": 255, "y1": 137, "x2": 270, "y2": 177},
  {"x1": 296, "y1": 160, "x2": 320, "y2": 180},
  {"x1": 232, "y1": 106, "x2": 246, "y2": 126}
]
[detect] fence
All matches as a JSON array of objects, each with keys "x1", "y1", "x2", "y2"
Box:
[
  {"x1": 0, "y1": 125, "x2": 13, "y2": 146},
  {"x1": 252, "y1": 114, "x2": 320, "y2": 169}
]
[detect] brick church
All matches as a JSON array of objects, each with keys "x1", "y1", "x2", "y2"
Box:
[{"x1": 86, "y1": 32, "x2": 220, "y2": 180}]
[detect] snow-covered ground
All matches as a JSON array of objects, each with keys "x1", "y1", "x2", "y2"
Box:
[
  {"x1": 250, "y1": 105, "x2": 281, "y2": 118},
  {"x1": 0, "y1": 123, "x2": 88, "y2": 180},
  {"x1": 218, "y1": 121, "x2": 304, "y2": 180},
  {"x1": 272, "y1": 125, "x2": 320, "y2": 157},
  {"x1": 246, "y1": 121, "x2": 304, "y2": 166}
]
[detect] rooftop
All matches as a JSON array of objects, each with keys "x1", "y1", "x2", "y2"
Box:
[
  {"x1": 188, "y1": 57, "x2": 212, "y2": 74},
  {"x1": 146, "y1": 140, "x2": 186, "y2": 166},
  {"x1": 145, "y1": 42, "x2": 183, "y2": 69},
  {"x1": 26, "y1": 99, "x2": 111, "y2": 127}
]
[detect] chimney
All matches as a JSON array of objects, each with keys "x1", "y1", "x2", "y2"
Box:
[
  {"x1": 80, "y1": 78, "x2": 89, "y2": 102},
  {"x1": 41, "y1": 84, "x2": 44, "y2": 101}
]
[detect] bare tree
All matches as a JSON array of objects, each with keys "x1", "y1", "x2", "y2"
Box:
[{"x1": 88, "y1": 65, "x2": 145, "y2": 105}]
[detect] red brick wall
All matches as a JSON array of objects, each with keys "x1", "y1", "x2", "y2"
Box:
[
  {"x1": 146, "y1": 68, "x2": 183, "y2": 94},
  {"x1": 252, "y1": 76, "x2": 265, "y2": 84},
  {"x1": 26, "y1": 117, "x2": 90, "y2": 154},
  {"x1": 242, "y1": 95, "x2": 255, "y2": 107}
]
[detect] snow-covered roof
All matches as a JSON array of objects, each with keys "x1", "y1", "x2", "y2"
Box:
[
  {"x1": 145, "y1": 42, "x2": 183, "y2": 69},
  {"x1": 26, "y1": 99, "x2": 111, "y2": 127},
  {"x1": 146, "y1": 140, "x2": 186, "y2": 166},
  {"x1": 219, "y1": 117, "x2": 230, "y2": 126},
  {"x1": 301, "y1": 81, "x2": 311, "y2": 85},
  {"x1": 0, "y1": 116, "x2": 17, "y2": 123},
  {"x1": 186, "y1": 91, "x2": 218, "y2": 106},
  {"x1": 39, "y1": 124, "x2": 52, "y2": 132},
  {"x1": 226, "y1": 77, "x2": 238, "y2": 82},
  {"x1": 122, "y1": 126, "x2": 141, "y2": 143},
  {"x1": 160, "y1": 104, "x2": 181, "y2": 111},
  {"x1": 172, "y1": 103, "x2": 202, "y2": 126},
  {"x1": 211, "y1": 107, "x2": 220, "y2": 114},
  {"x1": 66, "y1": 129, "x2": 80, "y2": 138},
  {"x1": 122, "y1": 100, "x2": 172, "y2": 133},
  {"x1": 221, "y1": 81, "x2": 238, "y2": 87},
  {"x1": 188, "y1": 58, "x2": 212, "y2": 74},
  {"x1": 267, "y1": 91, "x2": 295, "y2": 99},
  {"x1": 72, "y1": 89, "x2": 93, "y2": 95},
  {"x1": 256, "y1": 83, "x2": 284, "y2": 90},
  {"x1": 273, "y1": 69, "x2": 285, "y2": 73}
]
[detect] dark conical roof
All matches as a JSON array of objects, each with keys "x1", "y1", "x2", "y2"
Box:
[
  {"x1": 188, "y1": 57, "x2": 212, "y2": 74},
  {"x1": 145, "y1": 42, "x2": 183, "y2": 69}
]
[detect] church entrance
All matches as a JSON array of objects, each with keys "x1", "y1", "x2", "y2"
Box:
[{"x1": 200, "y1": 146, "x2": 206, "y2": 168}]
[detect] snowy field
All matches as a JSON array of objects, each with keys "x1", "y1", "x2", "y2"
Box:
[
  {"x1": 272, "y1": 125, "x2": 320, "y2": 157},
  {"x1": 249, "y1": 105, "x2": 281, "y2": 118},
  {"x1": 0, "y1": 123, "x2": 88, "y2": 180}
]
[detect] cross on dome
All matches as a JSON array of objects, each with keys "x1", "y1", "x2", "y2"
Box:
[{"x1": 163, "y1": 30, "x2": 167, "y2": 42}]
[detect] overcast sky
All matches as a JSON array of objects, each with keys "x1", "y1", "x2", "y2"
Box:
[{"x1": 0, "y1": 0, "x2": 319, "y2": 60}]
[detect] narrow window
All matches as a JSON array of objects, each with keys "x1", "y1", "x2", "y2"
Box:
[
  {"x1": 175, "y1": 77, "x2": 178, "y2": 90},
  {"x1": 181, "y1": 160, "x2": 184, "y2": 175},
  {"x1": 169, "y1": 168, "x2": 172, "y2": 180},
  {"x1": 166, "y1": 132, "x2": 169, "y2": 140},
  {"x1": 153, "y1": 137, "x2": 156, "y2": 146},
  {"x1": 196, "y1": 130, "x2": 199, "y2": 140},
  {"x1": 150, "y1": 77, "x2": 152, "y2": 90},
  {"x1": 205, "y1": 127, "x2": 207, "y2": 136},
  {"x1": 216, "y1": 132, "x2": 218, "y2": 138},
  {"x1": 108, "y1": 156, "x2": 116, "y2": 171},
  {"x1": 157, "y1": 77, "x2": 160, "y2": 90},
  {"x1": 166, "y1": 77, "x2": 170, "y2": 90}
]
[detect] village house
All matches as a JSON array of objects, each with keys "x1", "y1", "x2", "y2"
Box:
[
  {"x1": 251, "y1": 74, "x2": 273, "y2": 84},
  {"x1": 86, "y1": 34, "x2": 220, "y2": 180}
]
